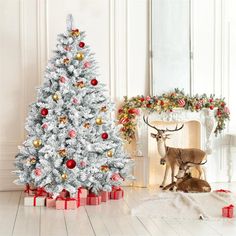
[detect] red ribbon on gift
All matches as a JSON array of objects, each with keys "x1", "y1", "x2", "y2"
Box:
[
  {"x1": 24, "y1": 184, "x2": 37, "y2": 194},
  {"x1": 77, "y1": 188, "x2": 82, "y2": 207},
  {"x1": 215, "y1": 189, "x2": 231, "y2": 193},
  {"x1": 36, "y1": 187, "x2": 48, "y2": 196},
  {"x1": 87, "y1": 193, "x2": 100, "y2": 205}
]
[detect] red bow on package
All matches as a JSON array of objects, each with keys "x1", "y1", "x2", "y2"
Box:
[
  {"x1": 24, "y1": 184, "x2": 36, "y2": 194},
  {"x1": 215, "y1": 189, "x2": 231, "y2": 193},
  {"x1": 222, "y1": 204, "x2": 234, "y2": 218}
]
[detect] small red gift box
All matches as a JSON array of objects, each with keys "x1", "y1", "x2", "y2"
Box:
[
  {"x1": 24, "y1": 195, "x2": 46, "y2": 206},
  {"x1": 59, "y1": 189, "x2": 69, "y2": 198},
  {"x1": 222, "y1": 204, "x2": 234, "y2": 218},
  {"x1": 100, "y1": 191, "x2": 109, "y2": 202},
  {"x1": 87, "y1": 193, "x2": 101, "y2": 205},
  {"x1": 36, "y1": 187, "x2": 48, "y2": 197},
  {"x1": 56, "y1": 197, "x2": 77, "y2": 210},
  {"x1": 46, "y1": 197, "x2": 56, "y2": 208},
  {"x1": 110, "y1": 187, "x2": 124, "y2": 200}
]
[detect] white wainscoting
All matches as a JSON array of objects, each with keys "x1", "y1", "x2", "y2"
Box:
[{"x1": 0, "y1": 0, "x2": 149, "y2": 190}]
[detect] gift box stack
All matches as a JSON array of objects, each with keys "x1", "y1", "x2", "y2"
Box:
[{"x1": 24, "y1": 185, "x2": 124, "y2": 210}]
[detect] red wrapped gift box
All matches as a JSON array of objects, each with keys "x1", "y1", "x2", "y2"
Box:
[
  {"x1": 36, "y1": 187, "x2": 48, "y2": 197},
  {"x1": 222, "y1": 204, "x2": 234, "y2": 218},
  {"x1": 24, "y1": 184, "x2": 37, "y2": 196},
  {"x1": 87, "y1": 193, "x2": 101, "y2": 205},
  {"x1": 100, "y1": 191, "x2": 109, "y2": 202},
  {"x1": 46, "y1": 197, "x2": 56, "y2": 208},
  {"x1": 79, "y1": 198, "x2": 87, "y2": 206},
  {"x1": 56, "y1": 197, "x2": 77, "y2": 210},
  {"x1": 110, "y1": 187, "x2": 124, "y2": 200}
]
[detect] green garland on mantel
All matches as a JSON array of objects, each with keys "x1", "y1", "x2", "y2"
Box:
[{"x1": 118, "y1": 89, "x2": 230, "y2": 143}]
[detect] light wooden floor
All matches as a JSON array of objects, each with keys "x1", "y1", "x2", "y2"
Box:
[{"x1": 1, "y1": 183, "x2": 236, "y2": 236}]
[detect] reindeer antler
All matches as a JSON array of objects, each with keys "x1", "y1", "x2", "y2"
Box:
[
  {"x1": 143, "y1": 116, "x2": 164, "y2": 133},
  {"x1": 166, "y1": 124, "x2": 184, "y2": 132}
]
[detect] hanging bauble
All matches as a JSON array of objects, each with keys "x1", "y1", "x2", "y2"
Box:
[
  {"x1": 96, "y1": 118, "x2": 103, "y2": 125},
  {"x1": 33, "y1": 139, "x2": 42, "y2": 148},
  {"x1": 68, "y1": 130, "x2": 76, "y2": 138},
  {"x1": 63, "y1": 58, "x2": 70, "y2": 64},
  {"x1": 71, "y1": 29, "x2": 80, "y2": 37},
  {"x1": 42, "y1": 123, "x2": 48, "y2": 129},
  {"x1": 178, "y1": 99, "x2": 185, "y2": 107},
  {"x1": 101, "y1": 132, "x2": 108, "y2": 140},
  {"x1": 58, "y1": 115, "x2": 68, "y2": 124},
  {"x1": 76, "y1": 52, "x2": 84, "y2": 61},
  {"x1": 100, "y1": 106, "x2": 107, "y2": 112},
  {"x1": 66, "y1": 159, "x2": 76, "y2": 169},
  {"x1": 107, "y1": 150, "x2": 113, "y2": 157},
  {"x1": 61, "y1": 173, "x2": 68, "y2": 181},
  {"x1": 84, "y1": 61, "x2": 91, "y2": 68},
  {"x1": 72, "y1": 98, "x2": 78, "y2": 104},
  {"x1": 75, "y1": 81, "x2": 85, "y2": 88},
  {"x1": 34, "y1": 168, "x2": 42, "y2": 176},
  {"x1": 111, "y1": 173, "x2": 120, "y2": 181},
  {"x1": 59, "y1": 76, "x2": 66, "y2": 83},
  {"x1": 58, "y1": 148, "x2": 67, "y2": 157},
  {"x1": 83, "y1": 122, "x2": 90, "y2": 128},
  {"x1": 91, "y1": 78, "x2": 98, "y2": 86},
  {"x1": 79, "y1": 42, "x2": 85, "y2": 48},
  {"x1": 52, "y1": 93, "x2": 60, "y2": 101},
  {"x1": 41, "y1": 108, "x2": 48, "y2": 116},
  {"x1": 100, "y1": 165, "x2": 109, "y2": 172}
]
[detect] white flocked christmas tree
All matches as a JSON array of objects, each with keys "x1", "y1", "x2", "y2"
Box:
[{"x1": 14, "y1": 15, "x2": 133, "y2": 196}]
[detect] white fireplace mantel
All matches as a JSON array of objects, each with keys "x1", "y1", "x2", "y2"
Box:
[{"x1": 132, "y1": 108, "x2": 217, "y2": 187}]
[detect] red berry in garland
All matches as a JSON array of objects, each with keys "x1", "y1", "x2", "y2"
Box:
[
  {"x1": 209, "y1": 105, "x2": 214, "y2": 110},
  {"x1": 66, "y1": 159, "x2": 76, "y2": 169},
  {"x1": 91, "y1": 78, "x2": 98, "y2": 86},
  {"x1": 101, "y1": 132, "x2": 108, "y2": 140},
  {"x1": 41, "y1": 108, "x2": 48, "y2": 116},
  {"x1": 79, "y1": 42, "x2": 85, "y2": 48}
]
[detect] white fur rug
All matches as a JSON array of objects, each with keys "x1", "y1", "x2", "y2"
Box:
[{"x1": 131, "y1": 191, "x2": 236, "y2": 220}]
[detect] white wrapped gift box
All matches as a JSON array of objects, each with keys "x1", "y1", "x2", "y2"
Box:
[{"x1": 24, "y1": 196, "x2": 46, "y2": 206}]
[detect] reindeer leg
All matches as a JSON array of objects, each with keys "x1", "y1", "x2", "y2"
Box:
[
  {"x1": 160, "y1": 164, "x2": 170, "y2": 188},
  {"x1": 163, "y1": 182, "x2": 176, "y2": 191},
  {"x1": 196, "y1": 165, "x2": 203, "y2": 179},
  {"x1": 169, "y1": 165, "x2": 175, "y2": 191}
]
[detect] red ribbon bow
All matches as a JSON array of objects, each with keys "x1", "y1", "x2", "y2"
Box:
[
  {"x1": 36, "y1": 187, "x2": 48, "y2": 196},
  {"x1": 215, "y1": 189, "x2": 231, "y2": 193}
]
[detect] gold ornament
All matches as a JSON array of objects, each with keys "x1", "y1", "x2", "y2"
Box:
[
  {"x1": 101, "y1": 165, "x2": 109, "y2": 172},
  {"x1": 75, "y1": 81, "x2": 85, "y2": 88},
  {"x1": 83, "y1": 122, "x2": 90, "y2": 128},
  {"x1": 52, "y1": 93, "x2": 59, "y2": 101},
  {"x1": 107, "y1": 150, "x2": 113, "y2": 157},
  {"x1": 30, "y1": 158, "x2": 36, "y2": 164},
  {"x1": 61, "y1": 173, "x2": 68, "y2": 181},
  {"x1": 58, "y1": 115, "x2": 68, "y2": 124},
  {"x1": 58, "y1": 149, "x2": 67, "y2": 157},
  {"x1": 100, "y1": 106, "x2": 108, "y2": 112},
  {"x1": 33, "y1": 139, "x2": 42, "y2": 148},
  {"x1": 76, "y1": 52, "x2": 84, "y2": 61},
  {"x1": 96, "y1": 118, "x2": 103, "y2": 125},
  {"x1": 71, "y1": 29, "x2": 80, "y2": 37}
]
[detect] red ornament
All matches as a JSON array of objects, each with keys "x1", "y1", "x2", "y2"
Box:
[
  {"x1": 66, "y1": 159, "x2": 76, "y2": 169},
  {"x1": 118, "y1": 108, "x2": 123, "y2": 114},
  {"x1": 72, "y1": 98, "x2": 79, "y2": 104},
  {"x1": 68, "y1": 130, "x2": 76, "y2": 138},
  {"x1": 101, "y1": 132, "x2": 108, "y2": 140},
  {"x1": 209, "y1": 105, "x2": 214, "y2": 110},
  {"x1": 128, "y1": 108, "x2": 139, "y2": 115},
  {"x1": 178, "y1": 99, "x2": 185, "y2": 107},
  {"x1": 111, "y1": 173, "x2": 120, "y2": 181},
  {"x1": 91, "y1": 79, "x2": 98, "y2": 86},
  {"x1": 59, "y1": 76, "x2": 66, "y2": 83},
  {"x1": 34, "y1": 168, "x2": 42, "y2": 176},
  {"x1": 42, "y1": 123, "x2": 48, "y2": 129},
  {"x1": 79, "y1": 42, "x2": 85, "y2": 48},
  {"x1": 41, "y1": 108, "x2": 48, "y2": 116},
  {"x1": 160, "y1": 100, "x2": 165, "y2": 106},
  {"x1": 119, "y1": 117, "x2": 129, "y2": 124},
  {"x1": 209, "y1": 98, "x2": 214, "y2": 103},
  {"x1": 140, "y1": 97, "x2": 145, "y2": 102},
  {"x1": 195, "y1": 103, "x2": 201, "y2": 110},
  {"x1": 217, "y1": 109, "x2": 222, "y2": 117},
  {"x1": 221, "y1": 102, "x2": 225, "y2": 107},
  {"x1": 84, "y1": 61, "x2": 91, "y2": 68},
  {"x1": 146, "y1": 96, "x2": 151, "y2": 101}
]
